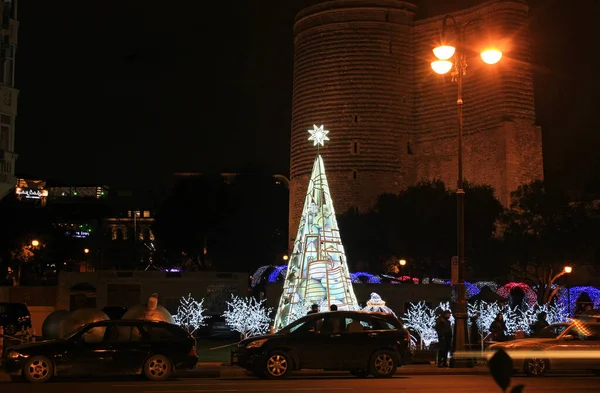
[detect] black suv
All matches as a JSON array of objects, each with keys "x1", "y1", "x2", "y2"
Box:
[
  {"x1": 2, "y1": 319, "x2": 198, "y2": 383},
  {"x1": 232, "y1": 310, "x2": 411, "y2": 379},
  {"x1": 0, "y1": 302, "x2": 32, "y2": 336}
]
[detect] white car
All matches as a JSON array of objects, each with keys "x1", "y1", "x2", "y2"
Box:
[{"x1": 488, "y1": 321, "x2": 600, "y2": 376}]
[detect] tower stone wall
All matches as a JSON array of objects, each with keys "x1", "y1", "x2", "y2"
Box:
[{"x1": 289, "y1": 0, "x2": 543, "y2": 244}]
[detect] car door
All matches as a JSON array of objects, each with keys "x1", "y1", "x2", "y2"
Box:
[
  {"x1": 338, "y1": 314, "x2": 386, "y2": 370},
  {"x1": 552, "y1": 324, "x2": 599, "y2": 370},
  {"x1": 289, "y1": 314, "x2": 343, "y2": 369},
  {"x1": 60, "y1": 324, "x2": 114, "y2": 375},
  {"x1": 571, "y1": 324, "x2": 600, "y2": 370},
  {"x1": 105, "y1": 323, "x2": 148, "y2": 375}
]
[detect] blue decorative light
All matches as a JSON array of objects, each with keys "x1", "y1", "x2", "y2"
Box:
[
  {"x1": 350, "y1": 272, "x2": 382, "y2": 284},
  {"x1": 558, "y1": 286, "x2": 600, "y2": 317},
  {"x1": 442, "y1": 280, "x2": 480, "y2": 298},
  {"x1": 267, "y1": 265, "x2": 288, "y2": 283}
]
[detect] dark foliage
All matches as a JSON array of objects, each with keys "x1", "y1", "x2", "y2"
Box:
[
  {"x1": 338, "y1": 180, "x2": 504, "y2": 279},
  {"x1": 153, "y1": 171, "x2": 288, "y2": 272}
]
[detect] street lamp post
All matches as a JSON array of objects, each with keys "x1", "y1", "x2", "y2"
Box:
[
  {"x1": 431, "y1": 14, "x2": 502, "y2": 367},
  {"x1": 547, "y1": 265, "x2": 573, "y2": 306},
  {"x1": 399, "y1": 259, "x2": 407, "y2": 282}
]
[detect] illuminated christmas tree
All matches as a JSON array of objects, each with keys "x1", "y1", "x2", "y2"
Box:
[{"x1": 273, "y1": 125, "x2": 359, "y2": 330}]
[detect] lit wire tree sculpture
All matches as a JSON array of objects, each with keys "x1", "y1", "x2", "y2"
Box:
[
  {"x1": 273, "y1": 125, "x2": 359, "y2": 331},
  {"x1": 172, "y1": 293, "x2": 208, "y2": 335}
]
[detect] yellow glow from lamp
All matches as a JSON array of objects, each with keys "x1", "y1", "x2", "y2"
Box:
[
  {"x1": 399, "y1": 259, "x2": 407, "y2": 266},
  {"x1": 431, "y1": 60, "x2": 453, "y2": 75},
  {"x1": 480, "y1": 49, "x2": 503, "y2": 65},
  {"x1": 433, "y1": 45, "x2": 456, "y2": 60},
  {"x1": 282, "y1": 255, "x2": 289, "y2": 261},
  {"x1": 564, "y1": 266, "x2": 573, "y2": 274},
  {"x1": 84, "y1": 248, "x2": 90, "y2": 254},
  {"x1": 31, "y1": 240, "x2": 40, "y2": 247}
]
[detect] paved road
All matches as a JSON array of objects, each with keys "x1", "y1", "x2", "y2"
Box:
[{"x1": 2, "y1": 374, "x2": 600, "y2": 393}]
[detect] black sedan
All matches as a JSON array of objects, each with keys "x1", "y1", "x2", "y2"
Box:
[
  {"x1": 1, "y1": 319, "x2": 198, "y2": 383},
  {"x1": 233, "y1": 310, "x2": 411, "y2": 379}
]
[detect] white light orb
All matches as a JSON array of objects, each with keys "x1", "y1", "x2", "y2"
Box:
[
  {"x1": 431, "y1": 60, "x2": 453, "y2": 75},
  {"x1": 433, "y1": 45, "x2": 455, "y2": 60},
  {"x1": 480, "y1": 49, "x2": 502, "y2": 65}
]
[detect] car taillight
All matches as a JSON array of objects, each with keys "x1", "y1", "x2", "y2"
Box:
[{"x1": 189, "y1": 344, "x2": 197, "y2": 357}]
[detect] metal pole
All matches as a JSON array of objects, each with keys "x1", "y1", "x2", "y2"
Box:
[{"x1": 453, "y1": 22, "x2": 470, "y2": 367}]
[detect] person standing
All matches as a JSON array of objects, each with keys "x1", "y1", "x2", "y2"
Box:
[
  {"x1": 307, "y1": 304, "x2": 319, "y2": 315},
  {"x1": 530, "y1": 312, "x2": 549, "y2": 337},
  {"x1": 489, "y1": 313, "x2": 508, "y2": 342},
  {"x1": 435, "y1": 310, "x2": 452, "y2": 367}
]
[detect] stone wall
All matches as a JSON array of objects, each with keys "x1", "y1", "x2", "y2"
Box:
[{"x1": 289, "y1": 0, "x2": 543, "y2": 243}]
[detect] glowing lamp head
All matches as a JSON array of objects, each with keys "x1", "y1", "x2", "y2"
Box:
[
  {"x1": 480, "y1": 49, "x2": 502, "y2": 65},
  {"x1": 564, "y1": 266, "x2": 573, "y2": 274},
  {"x1": 399, "y1": 259, "x2": 407, "y2": 266},
  {"x1": 433, "y1": 45, "x2": 456, "y2": 60},
  {"x1": 282, "y1": 255, "x2": 289, "y2": 261},
  {"x1": 431, "y1": 60, "x2": 453, "y2": 75},
  {"x1": 84, "y1": 248, "x2": 90, "y2": 254},
  {"x1": 31, "y1": 240, "x2": 40, "y2": 247}
]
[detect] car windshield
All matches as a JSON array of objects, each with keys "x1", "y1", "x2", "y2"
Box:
[
  {"x1": 62, "y1": 324, "x2": 90, "y2": 340},
  {"x1": 279, "y1": 316, "x2": 312, "y2": 334}
]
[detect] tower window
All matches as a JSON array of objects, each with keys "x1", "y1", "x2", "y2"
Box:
[
  {"x1": 352, "y1": 141, "x2": 359, "y2": 154},
  {"x1": 353, "y1": 170, "x2": 357, "y2": 180},
  {"x1": 407, "y1": 141, "x2": 413, "y2": 155},
  {"x1": 389, "y1": 41, "x2": 393, "y2": 54},
  {"x1": 353, "y1": 114, "x2": 359, "y2": 123}
]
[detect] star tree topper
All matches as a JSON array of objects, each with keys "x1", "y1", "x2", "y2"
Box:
[{"x1": 308, "y1": 124, "x2": 330, "y2": 146}]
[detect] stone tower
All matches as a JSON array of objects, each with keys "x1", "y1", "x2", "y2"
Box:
[
  {"x1": 289, "y1": 0, "x2": 543, "y2": 245},
  {"x1": 0, "y1": 0, "x2": 18, "y2": 201}
]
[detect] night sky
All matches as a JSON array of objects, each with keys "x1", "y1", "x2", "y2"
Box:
[{"x1": 14, "y1": 0, "x2": 600, "y2": 193}]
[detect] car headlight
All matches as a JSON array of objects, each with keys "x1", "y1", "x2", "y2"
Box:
[
  {"x1": 6, "y1": 351, "x2": 20, "y2": 359},
  {"x1": 245, "y1": 339, "x2": 268, "y2": 349}
]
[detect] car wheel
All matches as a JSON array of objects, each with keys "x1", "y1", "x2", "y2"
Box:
[
  {"x1": 370, "y1": 350, "x2": 397, "y2": 378},
  {"x1": 143, "y1": 354, "x2": 172, "y2": 381},
  {"x1": 264, "y1": 351, "x2": 291, "y2": 379},
  {"x1": 23, "y1": 355, "x2": 54, "y2": 383},
  {"x1": 350, "y1": 369, "x2": 369, "y2": 378},
  {"x1": 524, "y1": 358, "x2": 548, "y2": 377}
]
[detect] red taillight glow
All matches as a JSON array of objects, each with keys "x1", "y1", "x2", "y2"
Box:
[{"x1": 189, "y1": 344, "x2": 197, "y2": 357}]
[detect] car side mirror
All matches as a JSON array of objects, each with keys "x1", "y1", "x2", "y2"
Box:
[{"x1": 562, "y1": 334, "x2": 574, "y2": 341}]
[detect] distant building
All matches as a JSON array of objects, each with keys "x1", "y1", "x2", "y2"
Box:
[
  {"x1": 104, "y1": 209, "x2": 155, "y2": 242},
  {"x1": 15, "y1": 178, "x2": 48, "y2": 206},
  {"x1": 0, "y1": 0, "x2": 18, "y2": 201}
]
